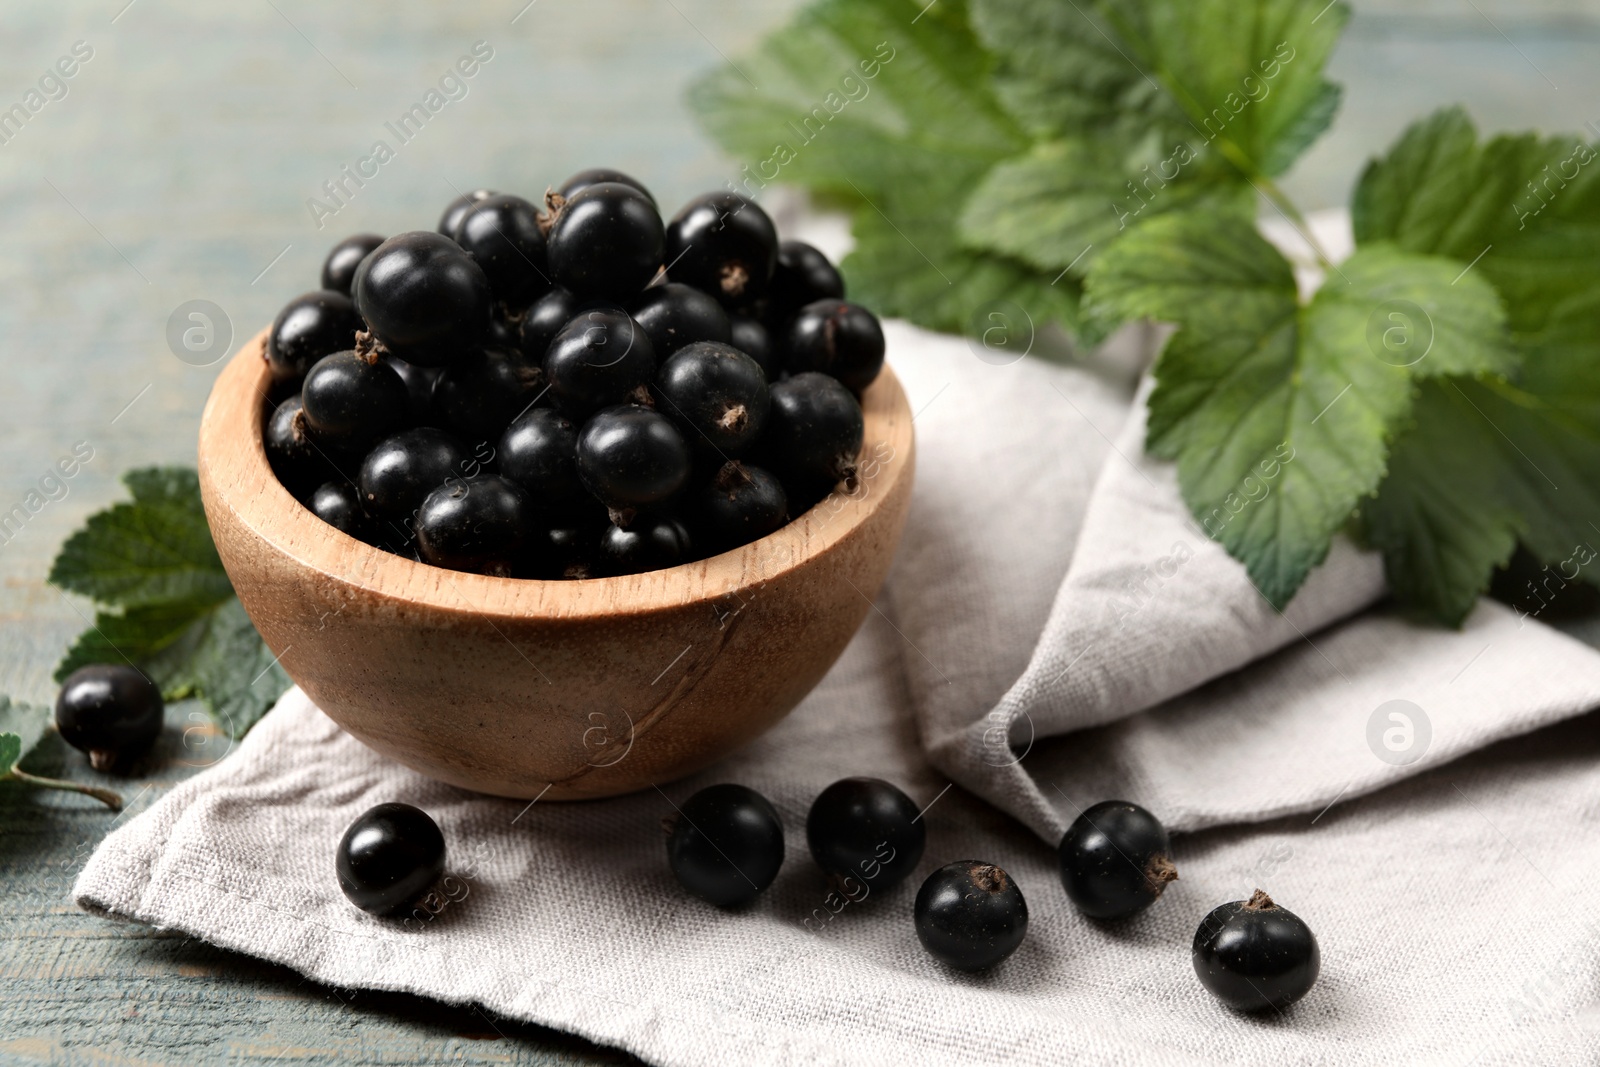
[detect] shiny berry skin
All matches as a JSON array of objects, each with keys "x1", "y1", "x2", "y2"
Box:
[
  {"x1": 806, "y1": 777, "x2": 924, "y2": 893},
  {"x1": 655, "y1": 342, "x2": 770, "y2": 456},
  {"x1": 498, "y1": 408, "x2": 582, "y2": 510},
  {"x1": 546, "y1": 183, "x2": 664, "y2": 301},
  {"x1": 694, "y1": 461, "x2": 787, "y2": 554},
  {"x1": 664, "y1": 192, "x2": 778, "y2": 306},
  {"x1": 266, "y1": 290, "x2": 360, "y2": 383},
  {"x1": 728, "y1": 314, "x2": 777, "y2": 379},
  {"x1": 432, "y1": 347, "x2": 546, "y2": 445},
  {"x1": 321, "y1": 233, "x2": 385, "y2": 295},
  {"x1": 336, "y1": 803, "x2": 447, "y2": 918},
  {"x1": 354, "y1": 231, "x2": 492, "y2": 367},
  {"x1": 762, "y1": 372, "x2": 864, "y2": 494},
  {"x1": 518, "y1": 287, "x2": 580, "y2": 361},
  {"x1": 415, "y1": 474, "x2": 530, "y2": 577},
  {"x1": 308, "y1": 479, "x2": 367, "y2": 538},
  {"x1": 557, "y1": 167, "x2": 654, "y2": 207},
  {"x1": 665, "y1": 783, "x2": 784, "y2": 907},
  {"x1": 1058, "y1": 800, "x2": 1178, "y2": 920},
  {"x1": 54, "y1": 664, "x2": 164, "y2": 772},
  {"x1": 359, "y1": 428, "x2": 472, "y2": 521},
  {"x1": 628, "y1": 282, "x2": 731, "y2": 356},
  {"x1": 379, "y1": 353, "x2": 441, "y2": 425},
  {"x1": 542, "y1": 308, "x2": 657, "y2": 417},
  {"x1": 300, "y1": 350, "x2": 409, "y2": 452},
  {"x1": 576, "y1": 405, "x2": 691, "y2": 517},
  {"x1": 913, "y1": 861, "x2": 1028, "y2": 972},
  {"x1": 599, "y1": 515, "x2": 693, "y2": 574},
  {"x1": 535, "y1": 510, "x2": 607, "y2": 579},
  {"x1": 265, "y1": 396, "x2": 342, "y2": 493},
  {"x1": 768, "y1": 239, "x2": 845, "y2": 322},
  {"x1": 1193, "y1": 890, "x2": 1321, "y2": 1012},
  {"x1": 438, "y1": 188, "x2": 496, "y2": 242},
  {"x1": 455, "y1": 194, "x2": 551, "y2": 308},
  {"x1": 785, "y1": 300, "x2": 885, "y2": 392}
]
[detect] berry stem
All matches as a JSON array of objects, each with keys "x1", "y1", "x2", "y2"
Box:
[
  {"x1": 1243, "y1": 888, "x2": 1277, "y2": 911},
  {"x1": 5, "y1": 768, "x2": 124, "y2": 810}
]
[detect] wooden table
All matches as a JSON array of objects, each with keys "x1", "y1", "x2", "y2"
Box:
[{"x1": 2, "y1": 1, "x2": 1595, "y2": 1062}]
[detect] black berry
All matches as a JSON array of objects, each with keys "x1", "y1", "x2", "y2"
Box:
[
  {"x1": 806, "y1": 777, "x2": 924, "y2": 894},
  {"x1": 266, "y1": 290, "x2": 360, "y2": 383},
  {"x1": 664, "y1": 783, "x2": 784, "y2": 907},
  {"x1": 300, "y1": 350, "x2": 409, "y2": 452},
  {"x1": 54, "y1": 664, "x2": 164, "y2": 773},
  {"x1": 336, "y1": 802, "x2": 447, "y2": 918},
  {"x1": 415, "y1": 475, "x2": 530, "y2": 577},
  {"x1": 557, "y1": 167, "x2": 654, "y2": 207},
  {"x1": 762, "y1": 372, "x2": 864, "y2": 494},
  {"x1": 498, "y1": 408, "x2": 582, "y2": 511},
  {"x1": 518, "y1": 286, "x2": 580, "y2": 361},
  {"x1": 628, "y1": 282, "x2": 732, "y2": 356},
  {"x1": 432, "y1": 347, "x2": 546, "y2": 445},
  {"x1": 308, "y1": 479, "x2": 367, "y2": 538},
  {"x1": 265, "y1": 395, "x2": 343, "y2": 493},
  {"x1": 600, "y1": 515, "x2": 693, "y2": 574},
  {"x1": 355, "y1": 231, "x2": 491, "y2": 366},
  {"x1": 438, "y1": 188, "x2": 496, "y2": 242},
  {"x1": 914, "y1": 861, "x2": 1028, "y2": 972},
  {"x1": 664, "y1": 192, "x2": 777, "y2": 306},
  {"x1": 768, "y1": 239, "x2": 844, "y2": 322},
  {"x1": 1193, "y1": 890, "x2": 1321, "y2": 1012},
  {"x1": 1058, "y1": 800, "x2": 1178, "y2": 920},
  {"x1": 321, "y1": 233, "x2": 385, "y2": 296},
  {"x1": 575, "y1": 405, "x2": 691, "y2": 520},
  {"x1": 455, "y1": 194, "x2": 550, "y2": 308},
  {"x1": 379, "y1": 353, "x2": 441, "y2": 425},
  {"x1": 728, "y1": 314, "x2": 777, "y2": 380},
  {"x1": 785, "y1": 300, "x2": 885, "y2": 392},
  {"x1": 694, "y1": 461, "x2": 787, "y2": 554},
  {"x1": 359, "y1": 428, "x2": 473, "y2": 521},
  {"x1": 655, "y1": 342, "x2": 770, "y2": 456},
  {"x1": 543, "y1": 308, "x2": 657, "y2": 417},
  {"x1": 546, "y1": 183, "x2": 664, "y2": 301}
]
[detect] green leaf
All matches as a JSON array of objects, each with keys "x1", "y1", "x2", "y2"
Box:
[
  {"x1": 1087, "y1": 213, "x2": 1512, "y2": 605},
  {"x1": 53, "y1": 601, "x2": 220, "y2": 682},
  {"x1": 143, "y1": 598, "x2": 289, "y2": 739},
  {"x1": 48, "y1": 467, "x2": 233, "y2": 610}
]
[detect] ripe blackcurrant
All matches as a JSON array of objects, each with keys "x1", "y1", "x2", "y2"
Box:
[
  {"x1": 438, "y1": 188, "x2": 496, "y2": 242},
  {"x1": 557, "y1": 167, "x2": 654, "y2": 207},
  {"x1": 655, "y1": 342, "x2": 770, "y2": 456},
  {"x1": 300, "y1": 350, "x2": 409, "y2": 452},
  {"x1": 806, "y1": 777, "x2": 924, "y2": 894},
  {"x1": 542, "y1": 308, "x2": 657, "y2": 417},
  {"x1": 54, "y1": 664, "x2": 164, "y2": 772},
  {"x1": 265, "y1": 395, "x2": 344, "y2": 493},
  {"x1": 455, "y1": 194, "x2": 551, "y2": 308},
  {"x1": 664, "y1": 192, "x2": 778, "y2": 305},
  {"x1": 308, "y1": 479, "x2": 367, "y2": 538},
  {"x1": 728, "y1": 314, "x2": 777, "y2": 380},
  {"x1": 518, "y1": 287, "x2": 580, "y2": 361},
  {"x1": 432, "y1": 347, "x2": 546, "y2": 445},
  {"x1": 336, "y1": 802, "x2": 447, "y2": 918},
  {"x1": 664, "y1": 783, "x2": 784, "y2": 907},
  {"x1": 266, "y1": 290, "x2": 360, "y2": 383},
  {"x1": 913, "y1": 861, "x2": 1029, "y2": 972},
  {"x1": 534, "y1": 510, "x2": 607, "y2": 579},
  {"x1": 546, "y1": 183, "x2": 664, "y2": 301},
  {"x1": 600, "y1": 515, "x2": 693, "y2": 575},
  {"x1": 1058, "y1": 800, "x2": 1178, "y2": 920},
  {"x1": 768, "y1": 239, "x2": 845, "y2": 323},
  {"x1": 784, "y1": 300, "x2": 885, "y2": 392},
  {"x1": 575, "y1": 405, "x2": 691, "y2": 519},
  {"x1": 1193, "y1": 890, "x2": 1321, "y2": 1012},
  {"x1": 355, "y1": 231, "x2": 492, "y2": 367},
  {"x1": 359, "y1": 428, "x2": 473, "y2": 521},
  {"x1": 762, "y1": 372, "x2": 864, "y2": 494},
  {"x1": 321, "y1": 233, "x2": 385, "y2": 296},
  {"x1": 415, "y1": 474, "x2": 529, "y2": 576},
  {"x1": 694, "y1": 461, "x2": 787, "y2": 554},
  {"x1": 498, "y1": 408, "x2": 582, "y2": 510},
  {"x1": 628, "y1": 282, "x2": 731, "y2": 356},
  {"x1": 379, "y1": 353, "x2": 441, "y2": 426}
]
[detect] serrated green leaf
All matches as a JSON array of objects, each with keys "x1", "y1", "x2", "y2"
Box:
[
  {"x1": 0, "y1": 697, "x2": 50, "y2": 763},
  {"x1": 48, "y1": 467, "x2": 232, "y2": 610},
  {"x1": 53, "y1": 601, "x2": 220, "y2": 683},
  {"x1": 143, "y1": 598, "x2": 289, "y2": 739},
  {"x1": 0, "y1": 734, "x2": 20, "y2": 773}
]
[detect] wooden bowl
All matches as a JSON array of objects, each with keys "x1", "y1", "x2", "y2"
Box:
[{"x1": 196, "y1": 331, "x2": 915, "y2": 799}]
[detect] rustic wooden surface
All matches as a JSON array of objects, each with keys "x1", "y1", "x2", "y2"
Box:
[{"x1": 0, "y1": 0, "x2": 1596, "y2": 1063}]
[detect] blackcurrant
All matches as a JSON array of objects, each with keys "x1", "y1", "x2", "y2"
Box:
[
  {"x1": 546, "y1": 183, "x2": 664, "y2": 301},
  {"x1": 266, "y1": 290, "x2": 360, "y2": 383},
  {"x1": 354, "y1": 231, "x2": 491, "y2": 367},
  {"x1": 557, "y1": 167, "x2": 654, "y2": 207},
  {"x1": 534, "y1": 510, "x2": 607, "y2": 580},
  {"x1": 498, "y1": 408, "x2": 582, "y2": 510},
  {"x1": 265, "y1": 395, "x2": 344, "y2": 493},
  {"x1": 628, "y1": 282, "x2": 731, "y2": 356},
  {"x1": 518, "y1": 287, "x2": 580, "y2": 361},
  {"x1": 336, "y1": 802, "x2": 447, "y2": 918},
  {"x1": 359, "y1": 428, "x2": 473, "y2": 521},
  {"x1": 694, "y1": 461, "x2": 787, "y2": 554},
  {"x1": 415, "y1": 474, "x2": 529, "y2": 577},
  {"x1": 432, "y1": 347, "x2": 546, "y2": 445},
  {"x1": 542, "y1": 308, "x2": 657, "y2": 417},
  {"x1": 300, "y1": 350, "x2": 409, "y2": 452},
  {"x1": 1193, "y1": 890, "x2": 1321, "y2": 1012},
  {"x1": 599, "y1": 515, "x2": 693, "y2": 575},
  {"x1": 806, "y1": 777, "x2": 925, "y2": 894},
  {"x1": 308, "y1": 479, "x2": 367, "y2": 538},
  {"x1": 728, "y1": 314, "x2": 777, "y2": 380},
  {"x1": 575, "y1": 405, "x2": 691, "y2": 519},
  {"x1": 455, "y1": 194, "x2": 551, "y2": 308},
  {"x1": 664, "y1": 192, "x2": 778, "y2": 305},
  {"x1": 664, "y1": 783, "x2": 784, "y2": 907},
  {"x1": 321, "y1": 233, "x2": 385, "y2": 296},
  {"x1": 655, "y1": 342, "x2": 770, "y2": 457},
  {"x1": 379, "y1": 353, "x2": 441, "y2": 425},
  {"x1": 913, "y1": 861, "x2": 1029, "y2": 972},
  {"x1": 54, "y1": 664, "x2": 164, "y2": 772},
  {"x1": 762, "y1": 372, "x2": 864, "y2": 494},
  {"x1": 768, "y1": 239, "x2": 845, "y2": 323},
  {"x1": 438, "y1": 188, "x2": 496, "y2": 242},
  {"x1": 1058, "y1": 800, "x2": 1178, "y2": 920},
  {"x1": 785, "y1": 300, "x2": 885, "y2": 392}
]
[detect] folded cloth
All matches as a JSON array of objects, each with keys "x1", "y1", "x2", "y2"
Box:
[{"x1": 78, "y1": 265, "x2": 1600, "y2": 1065}]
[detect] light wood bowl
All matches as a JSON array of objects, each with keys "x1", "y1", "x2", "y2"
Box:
[{"x1": 196, "y1": 330, "x2": 915, "y2": 799}]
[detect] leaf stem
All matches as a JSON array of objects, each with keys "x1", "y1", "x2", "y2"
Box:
[{"x1": 5, "y1": 768, "x2": 123, "y2": 810}]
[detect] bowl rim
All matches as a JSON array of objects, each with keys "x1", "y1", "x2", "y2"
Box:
[{"x1": 198, "y1": 329, "x2": 915, "y2": 623}]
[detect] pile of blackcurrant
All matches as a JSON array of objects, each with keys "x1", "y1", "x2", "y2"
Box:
[{"x1": 261, "y1": 170, "x2": 886, "y2": 578}]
